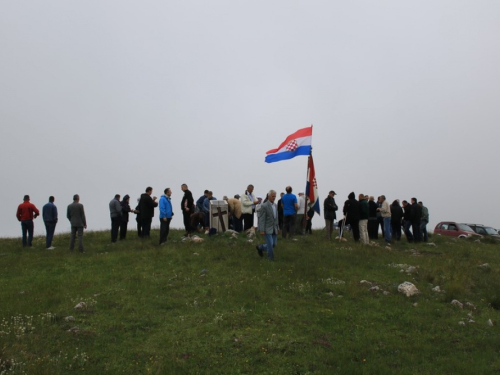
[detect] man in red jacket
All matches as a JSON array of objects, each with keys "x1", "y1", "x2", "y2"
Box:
[{"x1": 16, "y1": 195, "x2": 40, "y2": 247}]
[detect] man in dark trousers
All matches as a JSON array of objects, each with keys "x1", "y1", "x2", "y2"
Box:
[
  {"x1": 139, "y1": 187, "x2": 158, "y2": 238},
  {"x1": 343, "y1": 192, "x2": 360, "y2": 242},
  {"x1": 402, "y1": 200, "x2": 413, "y2": 242},
  {"x1": 181, "y1": 184, "x2": 194, "y2": 237},
  {"x1": 16, "y1": 195, "x2": 40, "y2": 247},
  {"x1": 109, "y1": 194, "x2": 122, "y2": 243},
  {"x1": 323, "y1": 190, "x2": 338, "y2": 240},
  {"x1": 410, "y1": 198, "x2": 422, "y2": 243},
  {"x1": 67, "y1": 194, "x2": 87, "y2": 252},
  {"x1": 277, "y1": 192, "x2": 284, "y2": 231},
  {"x1": 42, "y1": 196, "x2": 58, "y2": 249}
]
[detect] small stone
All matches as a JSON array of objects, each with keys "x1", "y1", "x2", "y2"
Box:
[
  {"x1": 478, "y1": 263, "x2": 490, "y2": 269},
  {"x1": 369, "y1": 286, "x2": 380, "y2": 292},
  {"x1": 451, "y1": 300, "x2": 463, "y2": 309},
  {"x1": 74, "y1": 302, "x2": 87, "y2": 310},
  {"x1": 383, "y1": 291, "x2": 390, "y2": 296},
  {"x1": 468, "y1": 319, "x2": 476, "y2": 324},
  {"x1": 413, "y1": 303, "x2": 418, "y2": 307},
  {"x1": 67, "y1": 326, "x2": 80, "y2": 333},
  {"x1": 247, "y1": 240, "x2": 254, "y2": 244},
  {"x1": 64, "y1": 316, "x2": 75, "y2": 322},
  {"x1": 360, "y1": 280, "x2": 372, "y2": 286},
  {"x1": 458, "y1": 321, "x2": 466, "y2": 326},
  {"x1": 465, "y1": 302, "x2": 476, "y2": 310},
  {"x1": 407, "y1": 266, "x2": 417, "y2": 274},
  {"x1": 488, "y1": 319, "x2": 494, "y2": 327},
  {"x1": 327, "y1": 292, "x2": 334, "y2": 297},
  {"x1": 432, "y1": 286, "x2": 441, "y2": 293},
  {"x1": 426, "y1": 242, "x2": 436, "y2": 246},
  {"x1": 474, "y1": 239, "x2": 481, "y2": 243}
]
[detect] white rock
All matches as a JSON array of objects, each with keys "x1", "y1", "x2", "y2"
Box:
[
  {"x1": 360, "y1": 280, "x2": 372, "y2": 286},
  {"x1": 451, "y1": 300, "x2": 463, "y2": 309},
  {"x1": 413, "y1": 303, "x2": 418, "y2": 307},
  {"x1": 398, "y1": 282, "x2": 420, "y2": 297},
  {"x1": 74, "y1": 302, "x2": 87, "y2": 310},
  {"x1": 192, "y1": 237, "x2": 205, "y2": 243},
  {"x1": 465, "y1": 302, "x2": 476, "y2": 310},
  {"x1": 474, "y1": 239, "x2": 481, "y2": 243},
  {"x1": 488, "y1": 319, "x2": 494, "y2": 327},
  {"x1": 468, "y1": 319, "x2": 476, "y2": 324},
  {"x1": 67, "y1": 326, "x2": 80, "y2": 333},
  {"x1": 64, "y1": 316, "x2": 75, "y2": 322},
  {"x1": 426, "y1": 242, "x2": 436, "y2": 246},
  {"x1": 432, "y1": 286, "x2": 441, "y2": 293},
  {"x1": 383, "y1": 291, "x2": 390, "y2": 296},
  {"x1": 327, "y1": 292, "x2": 334, "y2": 297},
  {"x1": 369, "y1": 286, "x2": 380, "y2": 292},
  {"x1": 406, "y1": 266, "x2": 417, "y2": 274},
  {"x1": 225, "y1": 229, "x2": 238, "y2": 235},
  {"x1": 479, "y1": 263, "x2": 490, "y2": 269},
  {"x1": 459, "y1": 321, "x2": 466, "y2": 326},
  {"x1": 247, "y1": 239, "x2": 254, "y2": 244}
]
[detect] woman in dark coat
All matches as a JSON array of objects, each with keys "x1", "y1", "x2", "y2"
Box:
[
  {"x1": 119, "y1": 195, "x2": 134, "y2": 240},
  {"x1": 390, "y1": 200, "x2": 403, "y2": 241}
]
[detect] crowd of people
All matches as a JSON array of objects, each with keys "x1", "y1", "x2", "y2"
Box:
[
  {"x1": 15, "y1": 185, "x2": 429, "y2": 259},
  {"x1": 334, "y1": 193, "x2": 429, "y2": 245}
]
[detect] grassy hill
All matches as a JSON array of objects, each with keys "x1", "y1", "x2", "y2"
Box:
[{"x1": 1, "y1": 229, "x2": 500, "y2": 374}]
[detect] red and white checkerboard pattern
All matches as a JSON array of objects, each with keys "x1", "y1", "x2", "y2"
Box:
[{"x1": 285, "y1": 139, "x2": 298, "y2": 152}]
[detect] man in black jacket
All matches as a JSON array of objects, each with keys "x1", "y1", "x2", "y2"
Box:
[
  {"x1": 181, "y1": 184, "x2": 195, "y2": 237},
  {"x1": 368, "y1": 196, "x2": 378, "y2": 239},
  {"x1": 402, "y1": 200, "x2": 413, "y2": 242},
  {"x1": 324, "y1": 190, "x2": 338, "y2": 240},
  {"x1": 139, "y1": 187, "x2": 158, "y2": 238},
  {"x1": 343, "y1": 192, "x2": 360, "y2": 242},
  {"x1": 410, "y1": 198, "x2": 422, "y2": 243}
]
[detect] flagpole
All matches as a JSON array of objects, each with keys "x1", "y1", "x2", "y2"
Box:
[{"x1": 303, "y1": 125, "x2": 313, "y2": 232}]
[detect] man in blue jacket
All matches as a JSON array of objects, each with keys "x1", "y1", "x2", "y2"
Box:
[
  {"x1": 159, "y1": 188, "x2": 173, "y2": 245},
  {"x1": 42, "y1": 196, "x2": 58, "y2": 249}
]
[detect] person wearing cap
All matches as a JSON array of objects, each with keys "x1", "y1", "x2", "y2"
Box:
[
  {"x1": 324, "y1": 191, "x2": 338, "y2": 240},
  {"x1": 42, "y1": 196, "x2": 58, "y2": 249},
  {"x1": 109, "y1": 194, "x2": 122, "y2": 243},
  {"x1": 241, "y1": 184, "x2": 259, "y2": 231},
  {"x1": 119, "y1": 194, "x2": 135, "y2": 240},
  {"x1": 225, "y1": 195, "x2": 243, "y2": 232},
  {"x1": 16, "y1": 195, "x2": 40, "y2": 247},
  {"x1": 295, "y1": 192, "x2": 306, "y2": 235}
]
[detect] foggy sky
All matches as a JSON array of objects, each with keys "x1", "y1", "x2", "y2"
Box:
[{"x1": 2, "y1": 1, "x2": 500, "y2": 238}]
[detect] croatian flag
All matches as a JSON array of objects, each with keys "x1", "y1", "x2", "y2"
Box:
[
  {"x1": 265, "y1": 126, "x2": 312, "y2": 163},
  {"x1": 306, "y1": 155, "x2": 320, "y2": 214}
]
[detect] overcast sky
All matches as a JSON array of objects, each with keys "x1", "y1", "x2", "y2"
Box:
[{"x1": 2, "y1": 1, "x2": 500, "y2": 238}]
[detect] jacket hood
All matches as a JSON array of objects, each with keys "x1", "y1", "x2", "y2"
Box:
[{"x1": 348, "y1": 192, "x2": 355, "y2": 199}]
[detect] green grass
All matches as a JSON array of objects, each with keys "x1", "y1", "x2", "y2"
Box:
[{"x1": 1, "y1": 230, "x2": 500, "y2": 374}]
